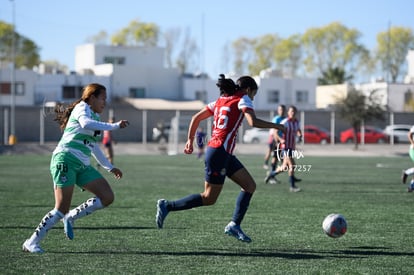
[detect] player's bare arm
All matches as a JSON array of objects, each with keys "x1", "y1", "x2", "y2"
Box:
[{"x1": 244, "y1": 110, "x2": 284, "y2": 132}]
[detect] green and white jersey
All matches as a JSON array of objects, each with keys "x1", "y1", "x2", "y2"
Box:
[{"x1": 53, "y1": 101, "x2": 119, "y2": 168}]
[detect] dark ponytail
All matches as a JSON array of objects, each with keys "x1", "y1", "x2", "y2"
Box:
[{"x1": 216, "y1": 74, "x2": 237, "y2": 95}]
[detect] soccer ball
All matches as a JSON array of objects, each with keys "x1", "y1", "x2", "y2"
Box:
[{"x1": 322, "y1": 213, "x2": 347, "y2": 238}]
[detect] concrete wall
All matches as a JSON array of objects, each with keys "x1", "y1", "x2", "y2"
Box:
[{"x1": 2, "y1": 101, "x2": 414, "y2": 144}]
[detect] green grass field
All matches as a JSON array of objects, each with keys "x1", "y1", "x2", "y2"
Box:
[{"x1": 1, "y1": 153, "x2": 413, "y2": 274}]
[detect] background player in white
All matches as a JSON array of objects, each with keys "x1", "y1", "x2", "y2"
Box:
[
  {"x1": 23, "y1": 83, "x2": 129, "y2": 253},
  {"x1": 401, "y1": 125, "x2": 414, "y2": 192},
  {"x1": 156, "y1": 75, "x2": 284, "y2": 242}
]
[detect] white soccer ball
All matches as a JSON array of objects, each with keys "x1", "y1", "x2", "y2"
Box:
[{"x1": 322, "y1": 213, "x2": 347, "y2": 238}]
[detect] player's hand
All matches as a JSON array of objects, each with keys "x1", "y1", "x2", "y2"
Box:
[
  {"x1": 184, "y1": 140, "x2": 194, "y2": 154},
  {"x1": 118, "y1": 120, "x2": 130, "y2": 128},
  {"x1": 110, "y1": 167, "x2": 123, "y2": 179}
]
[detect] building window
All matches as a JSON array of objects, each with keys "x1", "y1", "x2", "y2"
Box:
[
  {"x1": 129, "y1": 87, "x2": 146, "y2": 98},
  {"x1": 267, "y1": 90, "x2": 280, "y2": 103},
  {"x1": 195, "y1": 90, "x2": 207, "y2": 102},
  {"x1": 296, "y1": 90, "x2": 309, "y2": 103},
  {"x1": 62, "y1": 85, "x2": 83, "y2": 99},
  {"x1": 404, "y1": 89, "x2": 413, "y2": 103},
  {"x1": 0, "y1": 81, "x2": 25, "y2": 95},
  {"x1": 103, "y1": 56, "x2": 125, "y2": 65}
]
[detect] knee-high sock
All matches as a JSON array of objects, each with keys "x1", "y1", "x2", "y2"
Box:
[
  {"x1": 289, "y1": 175, "x2": 295, "y2": 187},
  {"x1": 28, "y1": 208, "x2": 64, "y2": 244},
  {"x1": 231, "y1": 191, "x2": 253, "y2": 225},
  {"x1": 405, "y1": 167, "x2": 414, "y2": 176},
  {"x1": 169, "y1": 194, "x2": 203, "y2": 211},
  {"x1": 66, "y1": 197, "x2": 104, "y2": 221}
]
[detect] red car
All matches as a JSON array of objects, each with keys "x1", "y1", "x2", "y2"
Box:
[
  {"x1": 340, "y1": 126, "x2": 389, "y2": 144},
  {"x1": 304, "y1": 125, "x2": 332, "y2": 144}
]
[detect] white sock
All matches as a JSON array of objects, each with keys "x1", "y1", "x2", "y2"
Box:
[
  {"x1": 67, "y1": 197, "x2": 104, "y2": 221},
  {"x1": 405, "y1": 167, "x2": 414, "y2": 176},
  {"x1": 28, "y1": 209, "x2": 64, "y2": 244}
]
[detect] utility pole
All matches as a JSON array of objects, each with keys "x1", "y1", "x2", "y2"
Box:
[{"x1": 9, "y1": 0, "x2": 17, "y2": 145}]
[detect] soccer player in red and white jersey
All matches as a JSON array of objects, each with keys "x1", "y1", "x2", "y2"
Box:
[
  {"x1": 265, "y1": 105, "x2": 302, "y2": 192},
  {"x1": 155, "y1": 74, "x2": 285, "y2": 243}
]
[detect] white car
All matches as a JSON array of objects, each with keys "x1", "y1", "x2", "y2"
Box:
[
  {"x1": 243, "y1": 128, "x2": 271, "y2": 144},
  {"x1": 383, "y1": 124, "x2": 412, "y2": 143}
]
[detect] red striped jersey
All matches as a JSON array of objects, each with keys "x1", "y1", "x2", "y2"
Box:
[{"x1": 206, "y1": 91, "x2": 254, "y2": 154}]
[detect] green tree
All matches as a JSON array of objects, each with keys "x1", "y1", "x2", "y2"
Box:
[
  {"x1": 376, "y1": 26, "x2": 414, "y2": 83},
  {"x1": 335, "y1": 88, "x2": 386, "y2": 149},
  {"x1": 110, "y1": 19, "x2": 159, "y2": 47},
  {"x1": 232, "y1": 37, "x2": 255, "y2": 75},
  {"x1": 175, "y1": 28, "x2": 198, "y2": 74},
  {"x1": 163, "y1": 28, "x2": 181, "y2": 69},
  {"x1": 318, "y1": 66, "x2": 353, "y2": 85},
  {"x1": 249, "y1": 34, "x2": 281, "y2": 76},
  {"x1": 273, "y1": 34, "x2": 302, "y2": 77},
  {"x1": 86, "y1": 30, "x2": 109, "y2": 45},
  {"x1": 302, "y1": 22, "x2": 370, "y2": 81},
  {"x1": 0, "y1": 20, "x2": 40, "y2": 69}
]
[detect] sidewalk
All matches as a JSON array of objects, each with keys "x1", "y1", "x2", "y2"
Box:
[{"x1": 1, "y1": 142, "x2": 409, "y2": 157}]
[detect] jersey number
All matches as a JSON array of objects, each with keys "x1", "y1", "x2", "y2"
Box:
[{"x1": 214, "y1": 107, "x2": 230, "y2": 129}]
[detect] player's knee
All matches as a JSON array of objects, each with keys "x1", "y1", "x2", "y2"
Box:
[
  {"x1": 201, "y1": 195, "x2": 217, "y2": 206},
  {"x1": 100, "y1": 192, "x2": 114, "y2": 207},
  {"x1": 245, "y1": 182, "x2": 256, "y2": 193}
]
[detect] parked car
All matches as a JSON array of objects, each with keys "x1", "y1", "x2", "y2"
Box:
[
  {"x1": 340, "y1": 126, "x2": 389, "y2": 144},
  {"x1": 304, "y1": 125, "x2": 332, "y2": 144},
  {"x1": 383, "y1": 124, "x2": 412, "y2": 143},
  {"x1": 243, "y1": 128, "x2": 270, "y2": 144},
  {"x1": 243, "y1": 125, "x2": 332, "y2": 144}
]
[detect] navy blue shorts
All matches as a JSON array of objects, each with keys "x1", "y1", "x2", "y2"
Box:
[{"x1": 204, "y1": 146, "x2": 244, "y2": 185}]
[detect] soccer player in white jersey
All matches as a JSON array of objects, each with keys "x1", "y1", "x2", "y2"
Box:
[
  {"x1": 401, "y1": 125, "x2": 414, "y2": 192},
  {"x1": 156, "y1": 75, "x2": 285, "y2": 243},
  {"x1": 22, "y1": 83, "x2": 129, "y2": 253}
]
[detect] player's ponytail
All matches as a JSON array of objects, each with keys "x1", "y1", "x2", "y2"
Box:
[
  {"x1": 54, "y1": 83, "x2": 106, "y2": 131},
  {"x1": 216, "y1": 74, "x2": 236, "y2": 95}
]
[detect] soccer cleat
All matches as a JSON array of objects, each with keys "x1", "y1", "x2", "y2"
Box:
[
  {"x1": 290, "y1": 187, "x2": 301, "y2": 192},
  {"x1": 401, "y1": 170, "x2": 407, "y2": 184},
  {"x1": 264, "y1": 171, "x2": 276, "y2": 184},
  {"x1": 268, "y1": 178, "x2": 277, "y2": 184},
  {"x1": 63, "y1": 216, "x2": 74, "y2": 240},
  {"x1": 408, "y1": 187, "x2": 413, "y2": 193},
  {"x1": 224, "y1": 221, "x2": 252, "y2": 243},
  {"x1": 263, "y1": 164, "x2": 269, "y2": 170},
  {"x1": 156, "y1": 199, "x2": 169, "y2": 229},
  {"x1": 22, "y1": 239, "x2": 44, "y2": 254}
]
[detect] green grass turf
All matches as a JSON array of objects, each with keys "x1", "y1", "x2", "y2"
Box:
[{"x1": 1, "y1": 153, "x2": 413, "y2": 274}]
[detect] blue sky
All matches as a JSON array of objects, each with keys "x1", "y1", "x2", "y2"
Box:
[{"x1": 1, "y1": 0, "x2": 413, "y2": 80}]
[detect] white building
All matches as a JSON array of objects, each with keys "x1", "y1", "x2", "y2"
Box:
[{"x1": 1, "y1": 43, "x2": 317, "y2": 110}]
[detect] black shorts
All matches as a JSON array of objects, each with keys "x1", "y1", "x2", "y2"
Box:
[{"x1": 204, "y1": 146, "x2": 244, "y2": 185}]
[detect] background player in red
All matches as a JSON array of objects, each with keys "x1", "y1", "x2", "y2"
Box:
[
  {"x1": 265, "y1": 105, "x2": 302, "y2": 192},
  {"x1": 155, "y1": 74, "x2": 284, "y2": 243}
]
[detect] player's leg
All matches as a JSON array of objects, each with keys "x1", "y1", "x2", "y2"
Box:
[
  {"x1": 225, "y1": 157, "x2": 255, "y2": 242},
  {"x1": 62, "y1": 167, "x2": 112, "y2": 239},
  {"x1": 287, "y1": 157, "x2": 300, "y2": 192},
  {"x1": 156, "y1": 146, "x2": 227, "y2": 228},
  {"x1": 23, "y1": 157, "x2": 76, "y2": 253}
]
